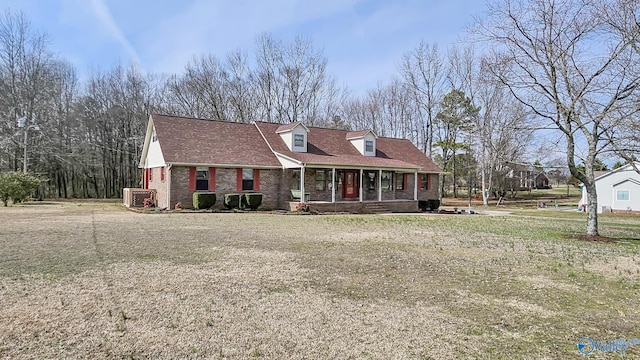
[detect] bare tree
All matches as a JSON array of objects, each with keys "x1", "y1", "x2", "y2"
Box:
[
  {"x1": 0, "y1": 9, "x2": 55, "y2": 171},
  {"x1": 78, "y1": 63, "x2": 156, "y2": 197},
  {"x1": 475, "y1": 58, "x2": 533, "y2": 205},
  {"x1": 253, "y1": 34, "x2": 339, "y2": 124},
  {"x1": 399, "y1": 41, "x2": 445, "y2": 155},
  {"x1": 163, "y1": 54, "x2": 229, "y2": 120},
  {"x1": 476, "y1": 0, "x2": 640, "y2": 236},
  {"x1": 446, "y1": 45, "x2": 477, "y2": 100},
  {"x1": 598, "y1": 0, "x2": 640, "y2": 169},
  {"x1": 253, "y1": 33, "x2": 283, "y2": 123},
  {"x1": 225, "y1": 50, "x2": 256, "y2": 123}
]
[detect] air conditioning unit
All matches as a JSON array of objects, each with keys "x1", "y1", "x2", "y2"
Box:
[{"x1": 123, "y1": 188, "x2": 156, "y2": 208}]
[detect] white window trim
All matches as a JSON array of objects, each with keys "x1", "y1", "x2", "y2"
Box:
[{"x1": 616, "y1": 189, "x2": 630, "y2": 201}]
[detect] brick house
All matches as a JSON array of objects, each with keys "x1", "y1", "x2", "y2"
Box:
[{"x1": 138, "y1": 114, "x2": 441, "y2": 212}]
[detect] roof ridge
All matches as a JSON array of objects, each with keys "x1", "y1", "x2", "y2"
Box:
[
  {"x1": 152, "y1": 113, "x2": 253, "y2": 126},
  {"x1": 253, "y1": 122, "x2": 279, "y2": 160}
]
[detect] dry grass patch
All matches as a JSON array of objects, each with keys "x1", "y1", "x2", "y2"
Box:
[{"x1": 1, "y1": 203, "x2": 639, "y2": 358}]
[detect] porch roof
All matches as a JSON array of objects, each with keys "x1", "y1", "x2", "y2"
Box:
[{"x1": 275, "y1": 152, "x2": 420, "y2": 170}]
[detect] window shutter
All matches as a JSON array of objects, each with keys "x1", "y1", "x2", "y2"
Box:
[
  {"x1": 189, "y1": 167, "x2": 196, "y2": 191},
  {"x1": 209, "y1": 167, "x2": 216, "y2": 191},
  {"x1": 144, "y1": 168, "x2": 149, "y2": 189},
  {"x1": 236, "y1": 168, "x2": 243, "y2": 191},
  {"x1": 403, "y1": 173, "x2": 407, "y2": 191},
  {"x1": 426, "y1": 174, "x2": 431, "y2": 190},
  {"x1": 419, "y1": 174, "x2": 423, "y2": 190},
  {"x1": 253, "y1": 169, "x2": 260, "y2": 191}
]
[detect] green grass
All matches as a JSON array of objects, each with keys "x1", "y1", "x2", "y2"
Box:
[{"x1": 0, "y1": 202, "x2": 639, "y2": 358}]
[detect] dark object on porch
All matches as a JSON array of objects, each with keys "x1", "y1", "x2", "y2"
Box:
[
  {"x1": 242, "y1": 193, "x2": 263, "y2": 210},
  {"x1": 193, "y1": 192, "x2": 216, "y2": 209},
  {"x1": 291, "y1": 189, "x2": 310, "y2": 202},
  {"x1": 419, "y1": 199, "x2": 440, "y2": 211},
  {"x1": 438, "y1": 209, "x2": 456, "y2": 214},
  {"x1": 224, "y1": 193, "x2": 240, "y2": 209}
]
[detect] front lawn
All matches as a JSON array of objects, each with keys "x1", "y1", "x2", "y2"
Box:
[{"x1": 1, "y1": 203, "x2": 638, "y2": 358}]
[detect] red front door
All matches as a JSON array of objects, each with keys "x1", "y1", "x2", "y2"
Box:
[{"x1": 343, "y1": 171, "x2": 359, "y2": 198}]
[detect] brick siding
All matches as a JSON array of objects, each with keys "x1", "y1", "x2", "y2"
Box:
[
  {"x1": 168, "y1": 166, "x2": 282, "y2": 210},
  {"x1": 155, "y1": 165, "x2": 439, "y2": 211},
  {"x1": 147, "y1": 167, "x2": 169, "y2": 208}
]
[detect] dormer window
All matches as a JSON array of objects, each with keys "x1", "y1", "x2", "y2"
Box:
[
  {"x1": 276, "y1": 122, "x2": 309, "y2": 152},
  {"x1": 365, "y1": 140, "x2": 374, "y2": 153},
  {"x1": 346, "y1": 129, "x2": 378, "y2": 156}
]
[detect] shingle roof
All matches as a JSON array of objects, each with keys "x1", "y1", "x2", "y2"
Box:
[
  {"x1": 255, "y1": 122, "x2": 441, "y2": 172},
  {"x1": 345, "y1": 129, "x2": 377, "y2": 139},
  {"x1": 151, "y1": 114, "x2": 281, "y2": 167},
  {"x1": 149, "y1": 114, "x2": 441, "y2": 172},
  {"x1": 276, "y1": 122, "x2": 308, "y2": 133}
]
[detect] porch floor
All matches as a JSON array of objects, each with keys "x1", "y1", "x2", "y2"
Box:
[{"x1": 289, "y1": 199, "x2": 419, "y2": 213}]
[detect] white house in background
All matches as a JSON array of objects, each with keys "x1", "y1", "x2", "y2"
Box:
[{"x1": 593, "y1": 162, "x2": 640, "y2": 213}]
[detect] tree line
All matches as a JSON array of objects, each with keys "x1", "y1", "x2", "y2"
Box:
[{"x1": 0, "y1": 1, "x2": 638, "y2": 236}]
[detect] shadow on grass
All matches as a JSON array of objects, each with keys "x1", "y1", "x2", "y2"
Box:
[{"x1": 13, "y1": 201, "x2": 62, "y2": 206}]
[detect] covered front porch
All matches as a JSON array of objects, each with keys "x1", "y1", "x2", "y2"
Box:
[{"x1": 285, "y1": 166, "x2": 427, "y2": 204}]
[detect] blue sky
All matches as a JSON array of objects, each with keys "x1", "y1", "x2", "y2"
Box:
[{"x1": 1, "y1": 0, "x2": 486, "y2": 93}]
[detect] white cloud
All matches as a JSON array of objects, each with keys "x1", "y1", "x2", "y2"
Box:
[
  {"x1": 88, "y1": 0, "x2": 140, "y2": 64},
  {"x1": 141, "y1": 0, "x2": 361, "y2": 75}
]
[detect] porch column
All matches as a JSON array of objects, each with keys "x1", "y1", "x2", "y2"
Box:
[
  {"x1": 300, "y1": 166, "x2": 305, "y2": 202},
  {"x1": 359, "y1": 169, "x2": 363, "y2": 202},
  {"x1": 331, "y1": 168, "x2": 336, "y2": 203},
  {"x1": 414, "y1": 171, "x2": 418, "y2": 200},
  {"x1": 378, "y1": 169, "x2": 382, "y2": 201},
  {"x1": 166, "y1": 165, "x2": 172, "y2": 209}
]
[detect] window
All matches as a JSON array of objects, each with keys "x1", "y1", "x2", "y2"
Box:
[
  {"x1": 196, "y1": 168, "x2": 209, "y2": 191},
  {"x1": 292, "y1": 170, "x2": 301, "y2": 190},
  {"x1": 381, "y1": 171, "x2": 392, "y2": 190},
  {"x1": 365, "y1": 140, "x2": 374, "y2": 153},
  {"x1": 316, "y1": 170, "x2": 326, "y2": 191},
  {"x1": 367, "y1": 171, "x2": 376, "y2": 190},
  {"x1": 617, "y1": 190, "x2": 630, "y2": 201},
  {"x1": 294, "y1": 134, "x2": 304, "y2": 147},
  {"x1": 160, "y1": 167, "x2": 166, "y2": 182},
  {"x1": 148, "y1": 168, "x2": 153, "y2": 182},
  {"x1": 396, "y1": 173, "x2": 405, "y2": 190},
  {"x1": 421, "y1": 174, "x2": 429, "y2": 190},
  {"x1": 242, "y1": 168, "x2": 254, "y2": 190}
]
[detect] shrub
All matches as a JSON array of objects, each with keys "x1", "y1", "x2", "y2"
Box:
[
  {"x1": 193, "y1": 192, "x2": 216, "y2": 209},
  {"x1": 143, "y1": 197, "x2": 155, "y2": 209},
  {"x1": 296, "y1": 202, "x2": 310, "y2": 212},
  {"x1": 0, "y1": 172, "x2": 42, "y2": 206},
  {"x1": 419, "y1": 199, "x2": 440, "y2": 211},
  {"x1": 241, "y1": 193, "x2": 263, "y2": 210},
  {"x1": 223, "y1": 193, "x2": 240, "y2": 209}
]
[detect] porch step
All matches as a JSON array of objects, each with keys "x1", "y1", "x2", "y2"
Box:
[{"x1": 363, "y1": 202, "x2": 390, "y2": 214}]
